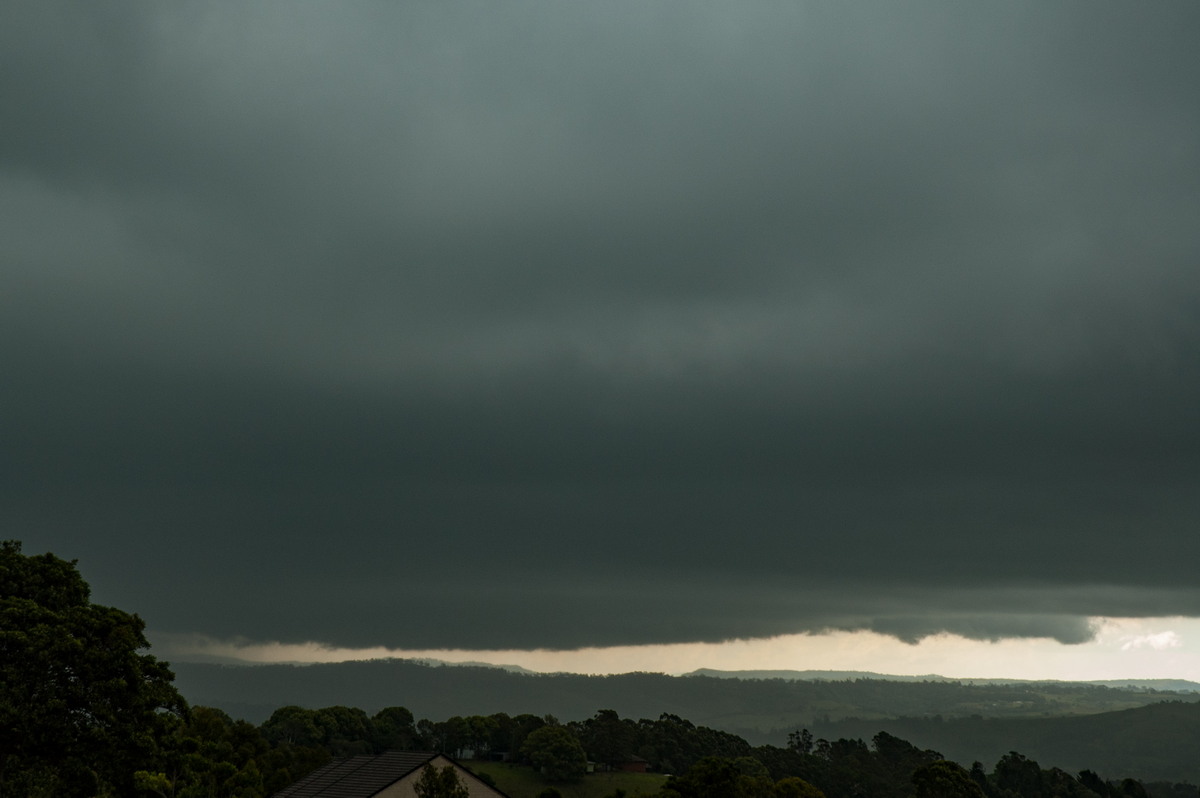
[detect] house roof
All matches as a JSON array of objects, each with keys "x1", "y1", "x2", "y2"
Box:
[
  {"x1": 272, "y1": 751, "x2": 510, "y2": 798},
  {"x1": 272, "y1": 751, "x2": 438, "y2": 798}
]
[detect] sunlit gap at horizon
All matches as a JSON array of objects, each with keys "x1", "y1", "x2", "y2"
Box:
[{"x1": 151, "y1": 617, "x2": 1200, "y2": 682}]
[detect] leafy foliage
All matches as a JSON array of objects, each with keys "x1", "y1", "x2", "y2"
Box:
[
  {"x1": 911, "y1": 760, "x2": 985, "y2": 798},
  {"x1": 0, "y1": 540, "x2": 186, "y2": 796},
  {"x1": 523, "y1": 724, "x2": 589, "y2": 782},
  {"x1": 660, "y1": 755, "x2": 774, "y2": 798}
]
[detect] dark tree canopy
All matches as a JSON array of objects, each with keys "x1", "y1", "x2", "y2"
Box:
[
  {"x1": 911, "y1": 760, "x2": 986, "y2": 798},
  {"x1": 661, "y1": 755, "x2": 775, "y2": 798},
  {"x1": 0, "y1": 541, "x2": 186, "y2": 797},
  {"x1": 522, "y1": 724, "x2": 588, "y2": 782}
]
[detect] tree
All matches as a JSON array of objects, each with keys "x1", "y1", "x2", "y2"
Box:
[
  {"x1": 372, "y1": 706, "x2": 417, "y2": 752},
  {"x1": 787, "y1": 730, "x2": 814, "y2": 755},
  {"x1": 0, "y1": 540, "x2": 187, "y2": 797},
  {"x1": 261, "y1": 706, "x2": 323, "y2": 747},
  {"x1": 911, "y1": 760, "x2": 986, "y2": 798},
  {"x1": 312, "y1": 706, "x2": 373, "y2": 756},
  {"x1": 1116, "y1": 779, "x2": 1149, "y2": 798},
  {"x1": 464, "y1": 715, "x2": 499, "y2": 756},
  {"x1": 436, "y1": 716, "x2": 472, "y2": 756},
  {"x1": 412, "y1": 763, "x2": 469, "y2": 798},
  {"x1": 522, "y1": 724, "x2": 588, "y2": 782},
  {"x1": 774, "y1": 776, "x2": 826, "y2": 798},
  {"x1": 993, "y1": 751, "x2": 1044, "y2": 798},
  {"x1": 663, "y1": 756, "x2": 774, "y2": 798},
  {"x1": 970, "y1": 762, "x2": 991, "y2": 796},
  {"x1": 142, "y1": 704, "x2": 278, "y2": 798},
  {"x1": 507, "y1": 713, "x2": 547, "y2": 759},
  {"x1": 578, "y1": 709, "x2": 635, "y2": 769}
]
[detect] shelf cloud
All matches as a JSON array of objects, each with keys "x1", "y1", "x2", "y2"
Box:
[{"x1": 3, "y1": 2, "x2": 1199, "y2": 653}]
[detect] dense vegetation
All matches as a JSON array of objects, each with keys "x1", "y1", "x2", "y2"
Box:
[
  {"x1": 804, "y1": 702, "x2": 1200, "y2": 784},
  {"x1": 0, "y1": 541, "x2": 185, "y2": 796},
  {"x1": 5, "y1": 541, "x2": 1200, "y2": 798},
  {"x1": 15, "y1": 697, "x2": 1200, "y2": 798}
]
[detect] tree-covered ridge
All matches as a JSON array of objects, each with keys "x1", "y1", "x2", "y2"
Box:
[
  {"x1": 172, "y1": 659, "x2": 1200, "y2": 783},
  {"x1": 801, "y1": 701, "x2": 1200, "y2": 785},
  {"x1": 172, "y1": 657, "x2": 1198, "y2": 733}
]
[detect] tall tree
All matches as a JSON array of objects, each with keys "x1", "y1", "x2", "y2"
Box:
[
  {"x1": 522, "y1": 724, "x2": 588, "y2": 782},
  {"x1": 911, "y1": 760, "x2": 986, "y2": 798},
  {"x1": 993, "y1": 751, "x2": 1045, "y2": 798},
  {"x1": 0, "y1": 540, "x2": 186, "y2": 797},
  {"x1": 577, "y1": 709, "x2": 635, "y2": 769},
  {"x1": 372, "y1": 706, "x2": 417, "y2": 752}
]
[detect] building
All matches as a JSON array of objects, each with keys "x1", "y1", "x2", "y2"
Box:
[
  {"x1": 272, "y1": 751, "x2": 510, "y2": 798},
  {"x1": 617, "y1": 755, "x2": 649, "y2": 773}
]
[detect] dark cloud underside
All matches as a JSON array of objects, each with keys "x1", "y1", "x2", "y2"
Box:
[{"x1": 3, "y1": 2, "x2": 1199, "y2": 651}]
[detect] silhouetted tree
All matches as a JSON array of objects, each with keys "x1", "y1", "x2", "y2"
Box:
[
  {"x1": 1, "y1": 540, "x2": 186, "y2": 796},
  {"x1": 912, "y1": 760, "x2": 986, "y2": 798},
  {"x1": 522, "y1": 724, "x2": 587, "y2": 782}
]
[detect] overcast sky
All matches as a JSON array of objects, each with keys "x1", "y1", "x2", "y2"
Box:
[{"x1": 4, "y1": 2, "x2": 1200, "y2": 665}]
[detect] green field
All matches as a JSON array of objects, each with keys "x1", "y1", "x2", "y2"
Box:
[{"x1": 466, "y1": 761, "x2": 669, "y2": 798}]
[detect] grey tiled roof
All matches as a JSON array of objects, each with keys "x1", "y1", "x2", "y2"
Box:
[{"x1": 272, "y1": 751, "x2": 438, "y2": 797}]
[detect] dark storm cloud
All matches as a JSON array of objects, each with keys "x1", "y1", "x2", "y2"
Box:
[{"x1": 3, "y1": 2, "x2": 1200, "y2": 652}]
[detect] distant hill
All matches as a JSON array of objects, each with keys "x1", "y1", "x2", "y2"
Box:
[
  {"x1": 409, "y1": 658, "x2": 539, "y2": 675},
  {"x1": 685, "y1": 669, "x2": 1200, "y2": 693},
  {"x1": 685, "y1": 668, "x2": 949, "y2": 682},
  {"x1": 169, "y1": 659, "x2": 1200, "y2": 782},
  {"x1": 809, "y1": 699, "x2": 1200, "y2": 783},
  {"x1": 1084, "y1": 678, "x2": 1200, "y2": 692},
  {"x1": 171, "y1": 658, "x2": 1197, "y2": 736}
]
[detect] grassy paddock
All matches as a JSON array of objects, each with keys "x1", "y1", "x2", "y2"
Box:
[{"x1": 466, "y1": 761, "x2": 669, "y2": 798}]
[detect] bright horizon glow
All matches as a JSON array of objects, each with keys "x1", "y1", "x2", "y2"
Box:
[{"x1": 153, "y1": 616, "x2": 1200, "y2": 682}]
